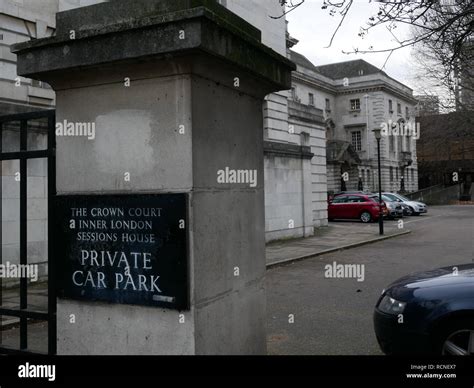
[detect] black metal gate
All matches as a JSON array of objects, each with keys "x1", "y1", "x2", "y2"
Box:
[{"x1": 0, "y1": 110, "x2": 56, "y2": 355}]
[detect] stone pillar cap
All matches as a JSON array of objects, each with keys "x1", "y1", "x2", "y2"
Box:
[{"x1": 12, "y1": 0, "x2": 295, "y2": 91}]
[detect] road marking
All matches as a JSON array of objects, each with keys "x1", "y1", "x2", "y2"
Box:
[{"x1": 403, "y1": 214, "x2": 442, "y2": 225}]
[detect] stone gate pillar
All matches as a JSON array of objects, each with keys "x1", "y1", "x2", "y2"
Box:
[{"x1": 12, "y1": 0, "x2": 294, "y2": 354}]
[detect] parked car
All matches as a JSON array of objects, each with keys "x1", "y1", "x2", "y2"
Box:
[
  {"x1": 381, "y1": 194, "x2": 404, "y2": 219},
  {"x1": 374, "y1": 263, "x2": 474, "y2": 355},
  {"x1": 328, "y1": 191, "x2": 369, "y2": 202},
  {"x1": 382, "y1": 192, "x2": 428, "y2": 216},
  {"x1": 328, "y1": 193, "x2": 388, "y2": 223},
  {"x1": 399, "y1": 203, "x2": 413, "y2": 216}
]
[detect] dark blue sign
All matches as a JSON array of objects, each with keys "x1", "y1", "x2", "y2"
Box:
[{"x1": 54, "y1": 194, "x2": 188, "y2": 310}]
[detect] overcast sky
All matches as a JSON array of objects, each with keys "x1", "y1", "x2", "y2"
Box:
[{"x1": 286, "y1": 0, "x2": 418, "y2": 91}]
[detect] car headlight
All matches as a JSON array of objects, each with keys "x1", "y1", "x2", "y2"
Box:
[{"x1": 378, "y1": 295, "x2": 406, "y2": 314}]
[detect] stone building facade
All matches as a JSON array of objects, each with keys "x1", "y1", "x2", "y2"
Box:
[
  {"x1": 220, "y1": 1, "x2": 330, "y2": 241},
  {"x1": 1, "y1": 0, "x2": 419, "y2": 249},
  {"x1": 290, "y1": 52, "x2": 419, "y2": 196}
]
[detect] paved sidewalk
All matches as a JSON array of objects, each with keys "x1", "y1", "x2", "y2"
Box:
[{"x1": 266, "y1": 221, "x2": 411, "y2": 267}]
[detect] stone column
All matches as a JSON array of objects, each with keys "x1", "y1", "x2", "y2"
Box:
[{"x1": 12, "y1": 0, "x2": 294, "y2": 355}]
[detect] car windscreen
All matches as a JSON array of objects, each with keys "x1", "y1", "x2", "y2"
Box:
[{"x1": 384, "y1": 194, "x2": 400, "y2": 201}]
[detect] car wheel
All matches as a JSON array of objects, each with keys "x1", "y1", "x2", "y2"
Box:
[
  {"x1": 409, "y1": 207, "x2": 419, "y2": 216},
  {"x1": 360, "y1": 211, "x2": 372, "y2": 223},
  {"x1": 436, "y1": 318, "x2": 474, "y2": 355},
  {"x1": 404, "y1": 207, "x2": 412, "y2": 216}
]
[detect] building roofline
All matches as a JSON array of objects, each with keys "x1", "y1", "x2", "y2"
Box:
[
  {"x1": 315, "y1": 58, "x2": 414, "y2": 94},
  {"x1": 290, "y1": 52, "x2": 415, "y2": 98}
]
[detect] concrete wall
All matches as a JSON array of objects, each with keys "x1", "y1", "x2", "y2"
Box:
[
  {"x1": 220, "y1": 0, "x2": 329, "y2": 240},
  {"x1": 264, "y1": 155, "x2": 306, "y2": 240},
  {"x1": 263, "y1": 90, "x2": 304, "y2": 241},
  {"x1": 406, "y1": 184, "x2": 462, "y2": 205},
  {"x1": 54, "y1": 67, "x2": 195, "y2": 355},
  {"x1": 190, "y1": 73, "x2": 267, "y2": 354},
  {"x1": 308, "y1": 125, "x2": 328, "y2": 227},
  {"x1": 44, "y1": 26, "x2": 275, "y2": 350},
  {"x1": 263, "y1": 90, "x2": 329, "y2": 241}
]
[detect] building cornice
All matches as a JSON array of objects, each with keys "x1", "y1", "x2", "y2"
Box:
[
  {"x1": 292, "y1": 72, "x2": 337, "y2": 95},
  {"x1": 263, "y1": 141, "x2": 314, "y2": 160},
  {"x1": 292, "y1": 71, "x2": 417, "y2": 104},
  {"x1": 337, "y1": 84, "x2": 417, "y2": 104}
]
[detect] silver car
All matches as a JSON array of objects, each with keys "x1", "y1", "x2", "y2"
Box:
[
  {"x1": 382, "y1": 192, "x2": 428, "y2": 216},
  {"x1": 381, "y1": 195, "x2": 404, "y2": 219}
]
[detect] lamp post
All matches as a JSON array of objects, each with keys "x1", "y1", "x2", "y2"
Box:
[
  {"x1": 372, "y1": 127, "x2": 384, "y2": 235},
  {"x1": 364, "y1": 94, "x2": 370, "y2": 160}
]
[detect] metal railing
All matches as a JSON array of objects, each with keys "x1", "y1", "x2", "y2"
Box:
[{"x1": 0, "y1": 110, "x2": 56, "y2": 355}]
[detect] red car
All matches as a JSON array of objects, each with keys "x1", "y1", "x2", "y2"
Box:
[{"x1": 328, "y1": 194, "x2": 388, "y2": 223}]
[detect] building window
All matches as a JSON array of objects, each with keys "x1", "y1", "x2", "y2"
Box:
[
  {"x1": 405, "y1": 107, "x2": 410, "y2": 119},
  {"x1": 389, "y1": 100, "x2": 393, "y2": 113},
  {"x1": 411, "y1": 168, "x2": 415, "y2": 183},
  {"x1": 405, "y1": 135, "x2": 411, "y2": 152},
  {"x1": 325, "y1": 98, "x2": 331, "y2": 111},
  {"x1": 390, "y1": 167, "x2": 394, "y2": 182},
  {"x1": 397, "y1": 103, "x2": 402, "y2": 115},
  {"x1": 351, "y1": 131, "x2": 362, "y2": 151},
  {"x1": 396, "y1": 167, "x2": 399, "y2": 181},
  {"x1": 389, "y1": 133, "x2": 395, "y2": 153},
  {"x1": 309, "y1": 93, "x2": 314, "y2": 106},
  {"x1": 350, "y1": 99, "x2": 360, "y2": 111}
]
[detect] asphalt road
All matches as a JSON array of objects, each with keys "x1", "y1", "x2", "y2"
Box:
[{"x1": 266, "y1": 205, "x2": 474, "y2": 355}]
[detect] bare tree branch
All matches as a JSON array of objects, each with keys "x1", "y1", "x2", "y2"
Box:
[
  {"x1": 279, "y1": 0, "x2": 473, "y2": 108},
  {"x1": 324, "y1": 0, "x2": 354, "y2": 48},
  {"x1": 271, "y1": 0, "x2": 305, "y2": 19}
]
